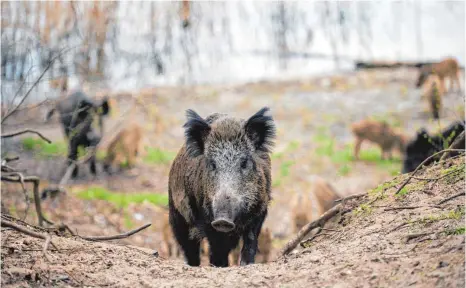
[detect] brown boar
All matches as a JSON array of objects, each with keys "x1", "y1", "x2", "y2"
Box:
[
  {"x1": 421, "y1": 74, "x2": 444, "y2": 120},
  {"x1": 162, "y1": 213, "x2": 181, "y2": 258},
  {"x1": 351, "y1": 119, "x2": 407, "y2": 160},
  {"x1": 168, "y1": 107, "x2": 275, "y2": 267},
  {"x1": 416, "y1": 57, "x2": 461, "y2": 93},
  {"x1": 103, "y1": 122, "x2": 144, "y2": 173},
  {"x1": 291, "y1": 175, "x2": 341, "y2": 233},
  {"x1": 229, "y1": 227, "x2": 272, "y2": 265}
]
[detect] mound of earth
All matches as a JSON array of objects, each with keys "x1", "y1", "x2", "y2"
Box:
[{"x1": 2, "y1": 156, "x2": 465, "y2": 288}]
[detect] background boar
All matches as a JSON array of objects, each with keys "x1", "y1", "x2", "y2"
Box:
[
  {"x1": 46, "y1": 91, "x2": 111, "y2": 178},
  {"x1": 351, "y1": 119, "x2": 407, "y2": 160},
  {"x1": 416, "y1": 57, "x2": 461, "y2": 93},
  {"x1": 291, "y1": 175, "x2": 341, "y2": 233},
  {"x1": 402, "y1": 121, "x2": 465, "y2": 173},
  {"x1": 229, "y1": 227, "x2": 272, "y2": 265},
  {"x1": 168, "y1": 107, "x2": 275, "y2": 267},
  {"x1": 103, "y1": 122, "x2": 145, "y2": 173}
]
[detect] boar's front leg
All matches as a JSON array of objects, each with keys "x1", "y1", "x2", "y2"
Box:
[
  {"x1": 208, "y1": 233, "x2": 239, "y2": 267},
  {"x1": 240, "y1": 212, "x2": 266, "y2": 266},
  {"x1": 169, "y1": 205, "x2": 200, "y2": 266}
]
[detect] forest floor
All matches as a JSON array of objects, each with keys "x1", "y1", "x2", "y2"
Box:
[{"x1": 1, "y1": 68, "x2": 465, "y2": 287}]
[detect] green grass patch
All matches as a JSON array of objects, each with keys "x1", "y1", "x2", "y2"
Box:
[
  {"x1": 337, "y1": 164, "x2": 351, "y2": 176},
  {"x1": 442, "y1": 227, "x2": 465, "y2": 236},
  {"x1": 395, "y1": 188, "x2": 409, "y2": 198},
  {"x1": 22, "y1": 137, "x2": 67, "y2": 157},
  {"x1": 143, "y1": 147, "x2": 176, "y2": 165},
  {"x1": 124, "y1": 213, "x2": 134, "y2": 229},
  {"x1": 77, "y1": 186, "x2": 168, "y2": 208},
  {"x1": 272, "y1": 178, "x2": 282, "y2": 188},
  {"x1": 280, "y1": 160, "x2": 294, "y2": 177},
  {"x1": 353, "y1": 203, "x2": 373, "y2": 216},
  {"x1": 419, "y1": 208, "x2": 465, "y2": 224}
]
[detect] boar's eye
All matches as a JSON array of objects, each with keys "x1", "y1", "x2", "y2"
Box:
[
  {"x1": 240, "y1": 158, "x2": 249, "y2": 170},
  {"x1": 208, "y1": 159, "x2": 217, "y2": 171}
]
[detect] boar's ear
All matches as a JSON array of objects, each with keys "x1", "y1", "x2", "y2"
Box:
[
  {"x1": 245, "y1": 107, "x2": 276, "y2": 153},
  {"x1": 184, "y1": 109, "x2": 211, "y2": 157}
]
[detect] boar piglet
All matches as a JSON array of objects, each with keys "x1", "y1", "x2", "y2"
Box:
[{"x1": 168, "y1": 107, "x2": 275, "y2": 267}]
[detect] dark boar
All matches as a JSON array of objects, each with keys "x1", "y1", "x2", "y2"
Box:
[
  {"x1": 46, "y1": 91, "x2": 110, "y2": 178},
  {"x1": 168, "y1": 107, "x2": 275, "y2": 267},
  {"x1": 402, "y1": 121, "x2": 465, "y2": 173}
]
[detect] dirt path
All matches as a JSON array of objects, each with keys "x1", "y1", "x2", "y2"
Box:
[{"x1": 2, "y1": 156, "x2": 465, "y2": 287}]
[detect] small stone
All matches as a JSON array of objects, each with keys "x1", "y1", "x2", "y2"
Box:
[
  {"x1": 152, "y1": 250, "x2": 159, "y2": 257},
  {"x1": 438, "y1": 261, "x2": 449, "y2": 268},
  {"x1": 413, "y1": 261, "x2": 420, "y2": 267}
]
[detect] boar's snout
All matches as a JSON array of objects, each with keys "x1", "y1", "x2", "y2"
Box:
[{"x1": 211, "y1": 218, "x2": 236, "y2": 233}]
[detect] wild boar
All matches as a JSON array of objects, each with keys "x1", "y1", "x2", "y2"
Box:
[
  {"x1": 45, "y1": 91, "x2": 110, "y2": 178},
  {"x1": 402, "y1": 121, "x2": 465, "y2": 173},
  {"x1": 421, "y1": 74, "x2": 444, "y2": 120},
  {"x1": 168, "y1": 107, "x2": 275, "y2": 267},
  {"x1": 229, "y1": 227, "x2": 272, "y2": 265},
  {"x1": 416, "y1": 57, "x2": 461, "y2": 93},
  {"x1": 351, "y1": 119, "x2": 407, "y2": 160},
  {"x1": 291, "y1": 175, "x2": 341, "y2": 233},
  {"x1": 103, "y1": 122, "x2": 144, "y2": 173}
]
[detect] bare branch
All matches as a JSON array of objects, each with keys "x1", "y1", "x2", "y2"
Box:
[
  {"x1": 1, "y1": 129, "x2": 52, "y2": 143},
  {"x1": 78, "y1": 223, "x2": 151, "y2": 241},
  {"x1": 334, "y1": 192, "x2": 367, "y2": 203},
  {"x1": 1, "y1": 219, "x2": 57, "y2": 257},
  {"x1": 437, "y1": 191, "x2": 465, "y2": 205},
  {"x1": 1, "y1": 175, "x2": 53, "y2": 226},
  {"x1": 440, "y1": 131, "x2": 465, "y2": 161},
  {"x1": 280, "y1": 204, "x2": 342, "y2": 256}
]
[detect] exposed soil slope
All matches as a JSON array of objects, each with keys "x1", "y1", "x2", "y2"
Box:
[{"x1": 2, "y1": 156, "x2": 464, "y2": 288}]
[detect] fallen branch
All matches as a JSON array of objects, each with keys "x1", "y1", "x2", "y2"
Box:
[
  {"x1": 78, "y1": 223, "x2": 151, "y2": 241},
  {"x1": 405, "y1": 232, "x2": 435, "y2": 242},
  {"x1": 409, "y1": 168, "x2": 463, "y2": 181},
  {"x1": 383, "y1": 205, "x2": 440, "y2": 211},
  {"x1": 300, "y1": 227, "x2": 323, "y2": 248},
  {"x1": 1, "y1": 219, "x2": 57, "y2": 257},
  {"x1": 395, "y1": 149, "x2": 465, "y2": 195},
  {"x1": 1, "y1": 175, "x2": 53, "y2": 226},
  {"x1": 440, "y1": 131, "x2": 465, "y2": 161},
  {"x1": 280, "y1": 204, "x2": 342, "y2": 256},
  {"x1": 2, "y1": 172, "x2": 30, "y2": 221},
  {"x1": 437, "y1": 191, "x2": 466, "y2": 205},
  {"x1": 1, "y1": 129, "x2": 52, "y2": 143},
  {"x1": 334, "y1": 192, "x2": 367, "y2": 203}
]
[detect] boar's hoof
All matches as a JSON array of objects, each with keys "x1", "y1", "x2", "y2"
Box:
[{"x1": 211, "y1": 219, "x2": 235, "y2": 233}]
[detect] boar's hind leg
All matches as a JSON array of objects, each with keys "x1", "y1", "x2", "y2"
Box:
[
  {"x1": 240, "y1": 213, "x2": 266, "y2": 266},
  {"x1": 169, "y1": 207, "x2": 200, "y2": 266}
]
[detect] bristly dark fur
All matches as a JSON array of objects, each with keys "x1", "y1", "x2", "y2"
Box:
[
  {"x1": 184, "y1": 109, "x2": 212, "y2": 157},
  {"x1": 244, "y1": 107, "x2": 276, "y2": 153}
]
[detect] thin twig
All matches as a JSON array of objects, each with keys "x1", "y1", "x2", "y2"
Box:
[
  {"x1": 440, "y1": 131, "x2": 465, "y2": 161},
  {"x1": 405, "y1": 232, "x2": 435, "y2": 242},
  {"x1": 334, "y1": 192, "x2": 367, "y2": 203},
  {"x1": 437, "y1": 191, "x2": 466, "y2": 205},
  {"x1": 409, "y1": 168, "x2": 463, "y2": 181},
  {"x1": 395, "y1": 149, "x2": 465, "y2": 195},
  {"x1": 299, "y1": 227, "x2": 322, "y2": 248},
  {"x1": 1, "y1": 176, "x2": 53, "y2": 226},
  {"x1": 383, "y1": 205, "x2": 440, "y2": 211},
  {"x1": 280, "y1": 204, "x2": 342, "y2": 256},
  {"x1": 0, "y1": 219, "x2": 57, "y2": 256},
  {"x1": 1, "y1": 129, "x2": 52, "y2": 143},
  {"x1": 3, "y1": 172, "x2": 30, "y2": 221},
  {"x1": 78, "y1": 223, "x2": 151, "y2": 241}
]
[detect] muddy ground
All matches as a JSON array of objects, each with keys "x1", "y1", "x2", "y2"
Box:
[{"x1": 1, "y1": 68, "x2": 465, "y2": 287}]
